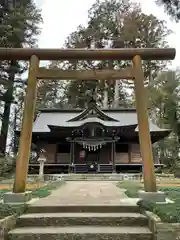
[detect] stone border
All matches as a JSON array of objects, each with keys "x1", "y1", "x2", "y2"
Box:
[
  {"x1": 3, "y1": 191, "x2": 32, "y2": 204},
  {"x1": 156, "y1": 174, "x2": 174, "y2": 178},
  {"x1": 138, "y1": 190, "x2": 166, "y2": 202},
  {"x1": 143, "y1": 210, "x2": 180, "y2": 240},
  {"x1": 27, "y1": 173, "x2": 177, "y2": 182},
  {"x1": 0, "y1": 215, "x2": 17, "y2": 238}
]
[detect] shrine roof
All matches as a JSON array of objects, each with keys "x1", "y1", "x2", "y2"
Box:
[{"x1": 32, "y1": 107, "x2": 170, "y2": 134}]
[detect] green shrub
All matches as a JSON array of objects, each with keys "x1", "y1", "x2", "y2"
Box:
[
  {"x1": 138, "y1": 187, "x2": 180, "y2": 223},
  {"x1": 137, "y1": 199, "x2": 155, "y2": 212},
  {"x1": 154, "y1": 203, "x2": 180, "y2": 223},
  {"x1": 159, "y1": 187, "x2": 180, "y2": 201},
  {"x1": 138, "y1": 199, "x2": 180, "y2": 223},
  {"x1": 0, "y1": 190, "x2": 9, "y2": 199},
  {"x1": 116, "y1": 181, "x2": 142, "y2": 198},
  {"x1": 0, "y1": 181, "x2": 65, "y2": 219},
  {"x1": 126, "y1": 188, "x2": 139, "y2": 198},
  {"x1": 119, "y1": 183, "x2": 180, "y2": 223},
  {"x1": 32, "y1": 188, "x2": 51, "y2": 198},
  {"x1": 159, "y1": 187, "x2": 180, "y2": 192},
  {"x1": 0, "y1": 203, "x2": 27, "y2": 219},
  {"x1": 174, "y1": 167, "x2": 180, "y2": 178},
  {"x1": 31, "y1": 180, "x2": 64, "y2": 198},
  {"x1": 155, "y1": 167, "x2": 162, "y2": 174},
  {"x1": 0, "y1": 155, "x2": 16, "y2": 178}
]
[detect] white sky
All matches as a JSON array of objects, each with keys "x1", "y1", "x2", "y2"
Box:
[{"x1": 34, "y1": 0, "x2": 180, "y2": 69}]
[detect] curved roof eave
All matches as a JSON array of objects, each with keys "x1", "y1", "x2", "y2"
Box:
[
  {"x1": 67, "y1": 101, "x2": 118, "y2": 122},
  {"x1": 47, "y1": 119, "x2": 136, "y2": 128}
]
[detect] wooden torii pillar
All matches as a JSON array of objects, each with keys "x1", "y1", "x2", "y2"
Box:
[
  {"x1": 13, "y1": 55, "x2": 39, "y2": 193},
  {"x1": 132, "y1": 55, "x2": 156, "y2": 192},
  {"x1": 0, "y1": 48, "x2": 175, "y2": 193}
]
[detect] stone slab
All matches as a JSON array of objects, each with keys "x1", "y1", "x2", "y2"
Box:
[
  {"x1": 27, "y1": 204, "x2": 140, "y2": 214},
  {"x1": 138, "y1": 190, "x2": 166, "y2": 202},
  {"x1": 30, "y1": 181, "x2": 127, "y2": 206},
  {"x1": 3, "y1": 191, "x2": 32, "y2": 204},
  {"x1": 16, "y1": 212, "x2": 148, "y2": 227},
  {"x1": 8, "y1": 226, "x2": 153, "y2": 240}
]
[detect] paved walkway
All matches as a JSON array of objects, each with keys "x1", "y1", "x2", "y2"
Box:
[{"x1": 32, "y1": 181, "x2": 127, "y2": 205}]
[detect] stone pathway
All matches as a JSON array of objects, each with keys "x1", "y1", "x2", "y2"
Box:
[{"x1": 32, "y1": 181, "x2": 127, "y2": 205}]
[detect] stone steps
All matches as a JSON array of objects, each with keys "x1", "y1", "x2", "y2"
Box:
[
  {"x1": 8, "y1": 226, "x2": 153, "y2": 240},
  {"x1": 27, "y1": 204, "x2": 140, "y2": 213},
  {"x1": 16, "y1": 212, "x2": 148, "y2": 227},
  {"x1": 7, "y1": 204, "x2": 153, "y2": 240}
]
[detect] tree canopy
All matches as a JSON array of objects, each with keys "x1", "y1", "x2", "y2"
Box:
[
  {"x1": 39, "y1": 0, "x2": 171, "y2": 109},
  {"x1": 156, "y1": 0, "x2": 180, "y2": 21}
]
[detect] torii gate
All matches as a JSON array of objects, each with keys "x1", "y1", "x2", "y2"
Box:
[{"x1": 0, "y1": 48, "x2": 175, "y2": 193}]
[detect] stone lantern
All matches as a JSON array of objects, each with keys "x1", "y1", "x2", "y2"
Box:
[{"x1": 37, "y1": 149, "x2": 46, "y2": 181}]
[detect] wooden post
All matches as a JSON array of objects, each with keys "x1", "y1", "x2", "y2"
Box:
[
  {"x1": 72, "y1": 141, "x2": 75, "y2": 173},
  {"x1": 13, "y1": 55, "x2": 39, "y2": 193},
  {"x1": 69, "y1": 142, "x2": 73, "y2": 173},
  {"x1": 128, "y1": 144, "x2": 132, "y2": 164},
  {"x1": 132, "y1": 55, "x2": 157, "y2": 192},
  {"x1": 111, "y1": 142, "x2": 116, "y2": 173},
  {"x1": 72, "y1": 142, "x2": 75, "y2": 164}
]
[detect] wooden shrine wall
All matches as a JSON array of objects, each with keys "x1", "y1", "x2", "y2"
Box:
[{"x1": 130, "y1": 144, "x2": 142, "y2": 163}]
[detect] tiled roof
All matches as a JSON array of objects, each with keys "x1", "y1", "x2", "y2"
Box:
[{"x1": 32, "y1": 108, "x2": 169, "y2": 133}]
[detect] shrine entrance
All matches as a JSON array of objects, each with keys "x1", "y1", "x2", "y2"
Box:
[
  {"x1": 85, "y1": 149, "x2": 99, "y2": 164},
  {"x1": 85, "y1": 150, "x2": 99, "y2": 173}
]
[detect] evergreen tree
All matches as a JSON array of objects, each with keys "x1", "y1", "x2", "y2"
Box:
[
  {"x1": 39, "y1": 0, "x2": 170, "y2": 109},
  {"x1": 148, "y1": 70, "x2": 180, "y2": 170},
  {"x1": 62, "y1": 0, "x2": 171, "y2": 108},
  {"x1": 156, "y1": 0, "x2": 180, "y2": 21},
  {"x1": 0, "y1": 0, "x2": 42, "y2": 154}
]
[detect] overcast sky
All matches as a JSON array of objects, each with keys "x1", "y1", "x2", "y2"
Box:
[{"x1": 34, "y1": 0, "x2": 180, "y2": 68}]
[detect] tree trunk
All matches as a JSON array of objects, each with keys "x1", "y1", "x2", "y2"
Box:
[
  {"x1": 0, "y1": 61, "x2": 15, "y2": 155},
  {"x1": 113, "y1": 79, "x2": 120, "y2": 108},
  {"x1": 0, "y1": 86, "x2": 14, "y2": 154},
  {"x1": 103, "y1": 81, "x2": 108, "y2": 108},
  {"x1": 12, "y1": 105, "x2": 18, "y2": 155}
]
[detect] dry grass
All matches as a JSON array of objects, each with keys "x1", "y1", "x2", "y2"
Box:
[
  {"x1": 158, "y1": 183, "x2": 180, "y2": 187},
  {"x1": 0, "y1": 183, "x2": 45, "y2": 191}
]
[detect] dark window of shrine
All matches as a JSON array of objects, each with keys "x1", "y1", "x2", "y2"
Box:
[
  {"x1": 95, "y1": 127, "x2": 103, "y2": 137},
  {"x1": 116, "y1": 144, "x2": 129, "y2": 153},
  {"x1": 57, "y1": 144, "x2": 70, "y2": 153},
  {"x1": 83, "y1": 127, "x2": 91, "y2": 137},
  {"x1": 83, "y1": 125, "x2": 104, "y2": 137}
]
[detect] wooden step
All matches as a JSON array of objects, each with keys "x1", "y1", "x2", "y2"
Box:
[
  {"x1": 16, "y1": 212, "x2": 148, "y2": 227},
  {"x1": 8, "y1": 226, "x2": 153, "y2": 240}
]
